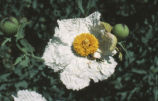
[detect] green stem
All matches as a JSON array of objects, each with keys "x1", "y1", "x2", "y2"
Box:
[
  {"x1": 16, "y1": 43, "x2": 44, "y2": 62},
  {"x1": 118, "y1": 42, "x2": 130, "y2": 62},
  {"x1": 1, "y1": 37, "x2": 11, "y2": 46},
  {"x1": 30, "y1": 54, "x2": 44, "y2": 62}
]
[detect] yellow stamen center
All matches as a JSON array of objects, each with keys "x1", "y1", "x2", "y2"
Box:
[{"x1": 73, "y1": 33, "x2": 99, "y2": 56}]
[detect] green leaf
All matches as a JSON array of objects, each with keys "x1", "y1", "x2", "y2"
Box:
[
  {"x1": 19, "y1": 56, "x2": 30, "y2": 67},
  {"x1": 136, "y1": 59, "x2": 145, "y2": 64},
  {"x1": 15, "y1": 80, "x2": 28, "y2": 88},
  {"x1": 19, "y1": 39, "x2": 35, "y2": 53},
  {"x1": 14, "y1": 67, "x2": 22, "y2": 76},
  {"x1": 32, "y1": 0, "x2": 37, "y2": 9},
  {"x1": 1, "y1": 37, "x2": 11, "y2": 46},
  {"x1": 127, "y1": 87, "x2": 140, "y2": 100},
  {"x1": 0, "y1": 84, "x2": 7, "y2": 90},
  {"x1": 131, "y1": 68, "x2": 147, "y2": 74},
  {"x1": 77, "y1": 0, "x2": 85, "y2": 15},
  {"x1": 15, "y1": 28, "x2": 24, "y2": 40},
  {"x1": 0, "y1": 73, "x2": 10, "y2": 81},
  {"x1": 14, "y1": 55, "x2": 24, "y2": 65},
  {"x1": 29, "y1": 69, "x2": 38, "y2": 78},
  {"x1": 112, "y1": 77, "x2": 123, "y2": 89},
  {"x1": 87, "y1": 0, "x2": 96, "y2": 10},
  {"x1": 117, "y1": 92, "x2": 127, "y2": 101}
]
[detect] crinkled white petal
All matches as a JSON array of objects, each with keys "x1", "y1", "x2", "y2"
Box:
[
  {"x1": 42, "y1": 39, "x2": 74, "y2": 72},
  {"x1": 60, "y1": 56, "x2": 117, "y2": 90},
  {"x1": 54, "y1": 11, "x2": 101, "y2": 46},
  {"x1": 42, "y1": 11, "x2": 118, "y2": 90},
  {"x1": 12, "y1": 90, "x2": 47, "y2": 101}
]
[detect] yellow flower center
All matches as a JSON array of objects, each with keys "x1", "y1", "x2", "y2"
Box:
[{"x1": 73, "y1": 33, "x2": 99, "y2": 56}]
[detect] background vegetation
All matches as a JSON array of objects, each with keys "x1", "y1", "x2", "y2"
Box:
[{"x1": 0, "y1": 0, "x2": 158, "y2": 101}]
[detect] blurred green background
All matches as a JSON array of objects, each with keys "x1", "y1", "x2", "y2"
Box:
[{"x1": 0, "y1": 0, "x2": 158, "y2": 101}]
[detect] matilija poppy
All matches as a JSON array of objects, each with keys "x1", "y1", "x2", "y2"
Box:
[
  {"x1": 42, "y1": 11, "x2": 117, "y2": 91},
  {"x1": 12, "y1": 90, "x2": 47, "y2": 101}
]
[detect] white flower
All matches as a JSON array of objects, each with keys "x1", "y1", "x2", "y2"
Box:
[
  {"x1": 12, "y1": 90, "x2": 47, "y2": 101},
  {"x1": 42, "y1": 11, "x2": 117, "y2": 90}
]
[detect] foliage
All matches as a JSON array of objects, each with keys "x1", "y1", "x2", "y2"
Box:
[{"x1": 0, "y1": 0, "x2": 158, "y2": 101}]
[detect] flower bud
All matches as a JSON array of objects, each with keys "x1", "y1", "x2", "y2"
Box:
[
  {"x1": 112, "y1": 24, "x2": 129, "y2": 40},
  {"x1": 0, "y1": 17, "x2": 19, "y2": 35}
]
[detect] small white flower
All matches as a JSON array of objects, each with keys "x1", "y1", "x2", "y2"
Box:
[
  {"x1": 42, "y1": 11, "x2": 117, "y2": 90},
  {"x1": 12, "y1": 90, "x2": 47, "y2": 101}
]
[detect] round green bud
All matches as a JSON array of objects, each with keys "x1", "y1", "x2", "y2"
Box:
[
  {"x1": 0, "y1": 17, "x2": 19, "y2": 35},
  {"x1": 112, "y1": 24, "x2": 129, "y2": 40},
  {"x1": 9, "y1": 17, "x2": 19, "y2": 25}
]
